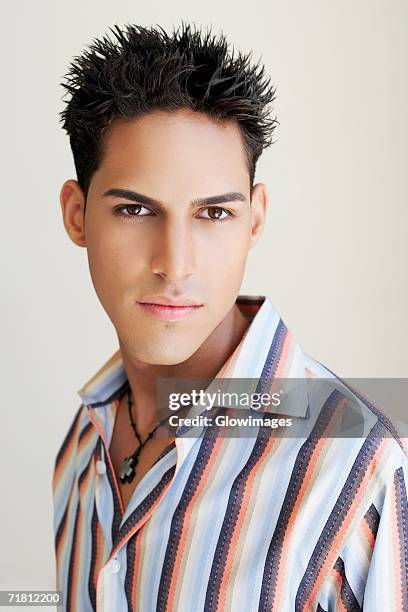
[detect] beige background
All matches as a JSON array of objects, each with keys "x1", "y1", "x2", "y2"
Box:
[{"x1": 1, "y1": 0, "x2": 406, "y2": 594}]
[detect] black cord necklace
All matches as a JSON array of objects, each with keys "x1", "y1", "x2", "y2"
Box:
[{"x1": 118, "y1": 386, "x2": 168, "y2": 485}]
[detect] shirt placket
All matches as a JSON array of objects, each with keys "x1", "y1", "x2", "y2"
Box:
[
  {"x1": 88, "y1": 402, "x2": 125, "y2": 554},
  {"x1": 88, "y1": 397, "x2": 208, "y2": 609}
]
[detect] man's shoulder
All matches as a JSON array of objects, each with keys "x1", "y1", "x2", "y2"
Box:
[
  {"x1": 53, "y1": 402, "x2": 92, "y2": 471},
  {"x1": 302, "y1": 351, "x2": 408, "y2": 462}
]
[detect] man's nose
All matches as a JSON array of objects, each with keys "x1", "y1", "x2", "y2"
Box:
[{"x1": 150, "y1": 219, "x2": 198, "y2": 281}]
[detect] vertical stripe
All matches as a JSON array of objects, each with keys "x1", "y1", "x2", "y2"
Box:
[
  {"x1": 332, "y1": 557, "x2": 361, "y2": 611},
  {"x1": 393, "y1": 467, "x2": 408, "y2": 610},
  {"x1": 54, "y1": 404, "x2": 83, "y2": 473},
  {"x1": 258, "y1": 390, "x2": 345, "y2": 611},
  {"x1": 205, "y1": 428, "x2": 275, "y2": 611},
  {"x1": 88, "y1": 500, "x2": 102, "y2": 610},
  {"x1": 65, "y1": 501, "x2": 80, "y2": 612},
  {"x1": 295, "y1": 421, "x2": 386, "y2": 610},
  {"x1": 168, "y1": 437, "x2": 226, "y2": 610},
  {"x1": 156, "y1": 432, "x2": 220, "y2": 611},
  {"x1": 124, "y1": 533, "x2": 137, "y2": 612}
]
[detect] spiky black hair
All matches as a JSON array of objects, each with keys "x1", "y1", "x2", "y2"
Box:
[{"x1": 60, "y1": 21, "x2": 279, "y2": 198}]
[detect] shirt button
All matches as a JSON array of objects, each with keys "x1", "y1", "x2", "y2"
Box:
[
  {"x1": 96, "y1": 460, "x2": 107, "y2": 475},
  {"x1": 110, "y1": 558, "x2": 121, "y2": 574}
]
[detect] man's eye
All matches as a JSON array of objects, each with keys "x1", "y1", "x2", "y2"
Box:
[
  {"x1": 197, "y1": 207, "x2": 232, "y2": 222},
  {"x1": 114, "y1": 204, "x2": 152, "y2": 218},
  {"x1": 113, "y1": 204, "x2": 233, "y2": 223}
]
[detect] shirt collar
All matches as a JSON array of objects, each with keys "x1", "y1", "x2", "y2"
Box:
[{"x1": 77, "y1": 295, "x2": 309, "y2": 418}]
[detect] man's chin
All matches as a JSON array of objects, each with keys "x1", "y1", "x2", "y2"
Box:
[
  {"x1": 148, "y1": 355, "x2": 191, "y2": 366},
  {"x1": 119, "y1": 334, "x2": 202, "y2": 366}
]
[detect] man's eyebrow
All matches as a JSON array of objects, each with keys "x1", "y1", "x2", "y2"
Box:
[{"x1": 102, "y1": 188, "x2": 247, "y2": 208}]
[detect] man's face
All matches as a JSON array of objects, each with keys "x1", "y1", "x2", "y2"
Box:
[{"x1": 61, "y1": 109, "x2": 267, "y2": 364}]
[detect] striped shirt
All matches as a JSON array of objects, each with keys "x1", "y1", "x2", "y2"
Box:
[{"x1": 52, "y1": 295, "x2": 408, "y2": 611}]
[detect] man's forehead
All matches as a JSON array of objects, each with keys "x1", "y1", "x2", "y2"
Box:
[
  {"x1": 93, "y1": 111, "x2": 250, "y2": 194},
  {"x1": 101, "y1": 110, "x2": 245, "y2": 155}
]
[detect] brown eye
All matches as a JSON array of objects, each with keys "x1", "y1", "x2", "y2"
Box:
[
  {"x1": 114, "y1": 204, "x2": 152, "y2": 218},
  {"x1": 122, "y1": 205, "x2": 143, "y2": 215},
  {"x1": 198, "y1": 207, "x2": 231, "y2": 222},
  {"x1": 208, "y1": 207, "x2": 223, "y2": 219},
  {"x1": 125, "y1": 205, "x2": 142, "y2": 215}
]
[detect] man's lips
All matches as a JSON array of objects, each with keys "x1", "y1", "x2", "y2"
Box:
[
  {"x1": 138, "y1": 294, "x2": 203, "y2": 307},
  {"x1": 136, "y1": 301, "x2": 203, "y2": 321}
]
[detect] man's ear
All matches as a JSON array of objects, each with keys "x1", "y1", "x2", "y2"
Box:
[
  {"x1": 249, "y1": 182, "x2": 268, "y2": 250},
  {"x1": 59, "y1": 179, "x2": 87, "y2": 247}
]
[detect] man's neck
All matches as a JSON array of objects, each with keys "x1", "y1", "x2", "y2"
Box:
[{"x1": 117, "y1": 303, "x2": 250, "y2": 437}]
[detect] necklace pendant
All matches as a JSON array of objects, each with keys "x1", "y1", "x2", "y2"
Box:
[
  {"x1": 119, "y1": 447, "x2": 142, "y2": 484},
  {"x1": 119, "y1": 455, "x2": 137, "y2": 484}
]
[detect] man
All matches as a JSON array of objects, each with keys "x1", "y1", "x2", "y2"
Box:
[{"x1": 52, "y1": 22, "x2": 407, "y2": 611}]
